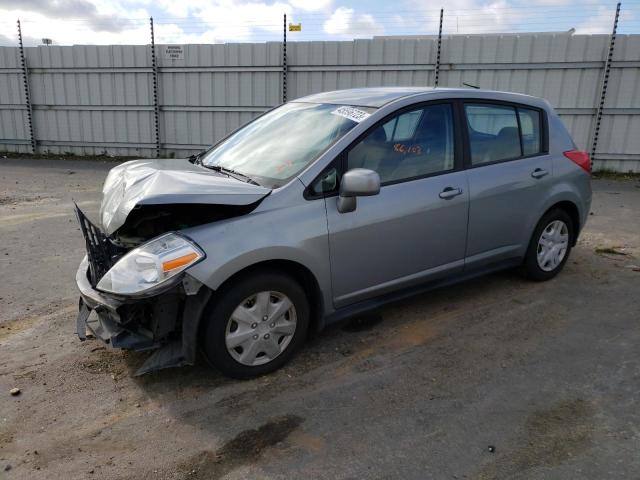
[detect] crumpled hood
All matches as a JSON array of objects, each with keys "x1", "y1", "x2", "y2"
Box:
[{"x1": 100, "y1": 159, "x2": 271, "y2": 235}]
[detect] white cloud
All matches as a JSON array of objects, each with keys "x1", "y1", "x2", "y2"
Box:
[
  {"x1": 524, "y1": 0, "x2": 572, "y2": 4},
  {"x1": 289, "y1": 0, "x2": 333, "y2": 12},
  {"x1": 458, "y1": 0, "x2": 526, "y2": 33},
  {"x1": 192, "y1": 1, "x2": 292, "y2": 42},
  {"x1": 0, "y1": 0, "x2": 294, "y2": 45},
  {"x1": 0, "y1": 8, "x2": 151, "y2": 45},
  {"x1": 575, "y1": 5, "x2": 631, "y2": 34},
  {"x1": 324, "y1": 7, "x2": 384, "y2": 38},
  {"x1": 0, "y1": 0, "x2": 153, "y2": 45},
  {"x1": 156, "y1": 0, "x2": 191, "y2": 18}
]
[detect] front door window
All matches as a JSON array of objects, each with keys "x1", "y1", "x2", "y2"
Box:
[{"x1": 347, "y1": 103, "x2": 455, "y2": 184}]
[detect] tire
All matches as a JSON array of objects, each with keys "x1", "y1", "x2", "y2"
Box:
[
  {"x1": 200, "y1": 270, "x2": 310, "y2": 379},
  {"x1": 522, "y1": 208, "x2": 574, "y2": 281}
]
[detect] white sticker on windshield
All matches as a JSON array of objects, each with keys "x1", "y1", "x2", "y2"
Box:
[{"x1": 331, "y1": 106, "x2": 371, "y2": 123}]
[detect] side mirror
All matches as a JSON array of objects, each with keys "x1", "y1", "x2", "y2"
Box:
[{"x1": 337, "y1": 168, "x2": 380, "y2": 213}]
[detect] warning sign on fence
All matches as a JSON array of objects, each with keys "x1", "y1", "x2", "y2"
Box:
[{"x1": 164, "y1": 45, "x2": 184, "y2": 60}]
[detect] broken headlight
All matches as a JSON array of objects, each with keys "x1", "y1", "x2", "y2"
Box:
[{"x1": 96, "y1": 233, "x2": 204, "y2": 296}]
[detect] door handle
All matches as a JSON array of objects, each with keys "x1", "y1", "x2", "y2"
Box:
[
  {"x1": 531, "y1": 168, "x2": 549, "y2": 179},
  {"x1": 439, "y1": 187, "x2": 463, "y2": 199}
]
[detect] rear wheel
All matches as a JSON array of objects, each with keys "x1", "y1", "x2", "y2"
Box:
[
  {"x1": 522, "y1": 209, "x2": 574, "y2": 281},
  {"x1": 201, "y1": 271, "x2": 309, "y2": 379}
]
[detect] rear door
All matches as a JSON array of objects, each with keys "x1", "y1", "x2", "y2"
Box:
[{"x1": 462, "y1": 101, "x2": 553, "y2": 268}]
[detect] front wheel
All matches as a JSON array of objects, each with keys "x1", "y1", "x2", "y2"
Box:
[
  {"x1": 522, "y1": 209, "x2": 574, "y2": 281},
  {"x1": 201, "y1": 271, "x2": 310, "y2": 379}
]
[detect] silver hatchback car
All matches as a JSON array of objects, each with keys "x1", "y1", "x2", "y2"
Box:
[{"x1": 75, "y1": 87, "x2": 592, "y2": 378}]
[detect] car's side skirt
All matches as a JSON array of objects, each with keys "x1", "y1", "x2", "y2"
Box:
[{"x1": 322, "y1": 257, "x2": 523, "y2": 328}]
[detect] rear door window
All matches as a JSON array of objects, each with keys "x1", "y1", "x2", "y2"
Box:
[
  {"x1": 464, "y1": 103, "x2": 544, "y2": 166},
  {"x1": 465, "y1": 104, "x2": 521, "y2": 165}
]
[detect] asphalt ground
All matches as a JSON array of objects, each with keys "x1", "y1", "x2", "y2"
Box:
[{"x1": 1, "y1": 157, "x2": 639, "y2": 480}]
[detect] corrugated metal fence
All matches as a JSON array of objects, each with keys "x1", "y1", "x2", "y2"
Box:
[{"x1": 1, "y1": 32, "x2": 639, "y2": 172}]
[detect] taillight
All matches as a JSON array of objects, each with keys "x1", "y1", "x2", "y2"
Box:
[{"x1": 563, "y1": 150, "x2": 591, "y2": 174}]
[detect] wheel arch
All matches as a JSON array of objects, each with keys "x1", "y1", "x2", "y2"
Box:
[
  {"x1": 542, "y1": 200, "x2": 581, "y2": 246},
  {"x1": 198, "y1": 259, "x2": 325, "y2": 340}
]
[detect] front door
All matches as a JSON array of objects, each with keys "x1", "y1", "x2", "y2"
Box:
[{"x1": 324, "y1": 102, "x2": 469, "y2": 308}]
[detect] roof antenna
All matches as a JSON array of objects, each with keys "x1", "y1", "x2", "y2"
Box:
[{"x1": 463, "y1": 82, "x2": 479, "y2": 89}]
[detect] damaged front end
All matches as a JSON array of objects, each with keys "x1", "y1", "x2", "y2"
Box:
[
  {"x1": 75, "y1": 206, "x2": 212, "y2": 375},
  {"x1": 74, "y1": 158, "x2": 271, "y2": 375}
]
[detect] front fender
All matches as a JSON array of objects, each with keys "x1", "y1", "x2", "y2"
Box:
[{"x1": 181, "y1": 193, "x2": 333, "y2": 318}]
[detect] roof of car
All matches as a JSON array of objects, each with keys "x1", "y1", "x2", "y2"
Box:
[{"x1": 297, "y1": 87, "x2": 539, "y2": 108}]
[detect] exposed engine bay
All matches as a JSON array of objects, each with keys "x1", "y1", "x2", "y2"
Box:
[{"x1": 111, "y1": 202, "x2": 262, "y2": 247}]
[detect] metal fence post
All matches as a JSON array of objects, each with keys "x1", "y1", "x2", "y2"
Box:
[
  {"x1": 434, "y1": 9, "x2": 443, "y2": 87},
  {"x1": 590, "y1": 2, "x2": 621, "y2": 164},
  {"x1": 17, "y1": 20, "x2": 36, "y2": 154},
  {"x1": 150, "y1": 17, "x2": 161, "y2": 158},
  {"x1": 283, "y1": 13, "x2": 288, "y2": 103}
]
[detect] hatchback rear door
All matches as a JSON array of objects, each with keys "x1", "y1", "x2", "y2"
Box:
[{"x1": 462, "y1": 101, "x2": 553, "y2": 269}]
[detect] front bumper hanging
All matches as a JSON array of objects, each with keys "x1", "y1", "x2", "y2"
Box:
[
  {"x1": 76, "y1": 257, "x2": 163, "y2": 350},
  {"x1": 76, "y1": 257, "x2": 211, "y2": 375},
  {"x1": 74, "y1": 205, "x2": 212, "y2": 375}
]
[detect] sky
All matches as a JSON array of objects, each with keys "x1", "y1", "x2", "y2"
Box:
[{"x1": 0, "y1": 0, "x2": 637, "y2": 47}]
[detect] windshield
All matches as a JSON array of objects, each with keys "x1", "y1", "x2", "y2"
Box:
[{"x1": 200, "y1": 102, "x2": 376, "y2": 188}]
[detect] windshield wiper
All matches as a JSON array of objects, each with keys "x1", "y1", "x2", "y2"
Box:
[
  {"x1": 205, "y1": 165, "x2": 261, "y2": 186},
  {"x1": 188, "y1": 152, "x2": 203, "y2": 164}
]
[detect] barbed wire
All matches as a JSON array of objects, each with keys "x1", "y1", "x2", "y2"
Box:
[
  {"x1": 0, "y1": 3, "x2": 636, "y2": 46},
  {"x1": 3, "y1": 0, "x2": 639, "y2": 22}
]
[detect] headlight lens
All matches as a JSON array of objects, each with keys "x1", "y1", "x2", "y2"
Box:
[{"x1": 96, "y1": 233, "x2": 204, "y2": 295}]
